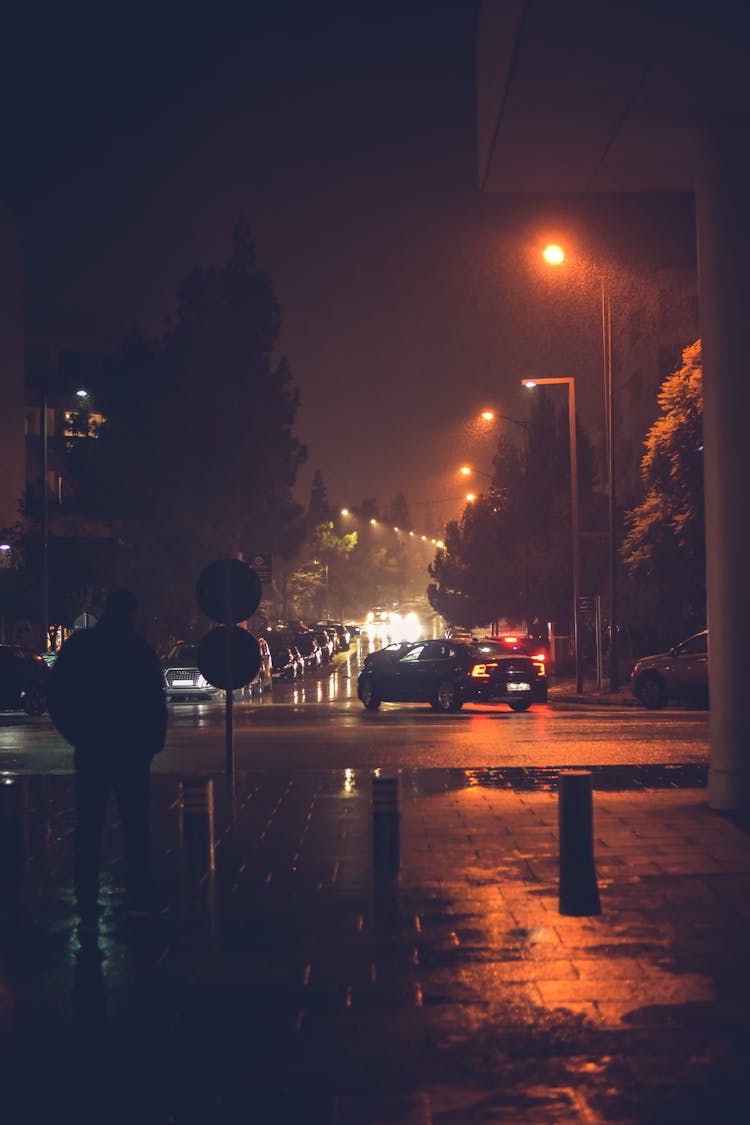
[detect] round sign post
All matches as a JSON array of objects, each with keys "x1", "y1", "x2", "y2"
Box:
[{"x1": 196, "y1": 559, "x2": 263, "y2": 814}]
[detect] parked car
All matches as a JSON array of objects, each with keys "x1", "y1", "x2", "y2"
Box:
[
  {"x1": 162, "y1": 643, "x2": 220, "y2": 703},
  {"x1": 248, "y1": 636, "x2": 273, "y2": 696},
  {"x1": 631, "y1": 629, "x2": 709, "y2": 709},
  {"x1": 269, "y1": 644, "x2": 299, "y2": 682},
  {"x1": 296, "y1": 633, "x2": 322, "y2": 672},
  {"x1": 325, "y1": 621, "x2": 350, "y2": 650},
  {"x1": 0, "y1": 644, "x2": 49, "y2": 715},
  {"x1": 357, "y1": 639, "x2": 536, "y2": 713},
  {"x1": 480, "y1": 635, "x2": 549, "y2": 702},
  {"x1": 313, "y1": 629, "x2": 335, "y2": 663}
]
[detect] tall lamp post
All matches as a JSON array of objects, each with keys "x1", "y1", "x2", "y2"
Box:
[
  {"x1": 522, "y1": 376, "x2": 582, "y2": 693},
  {"x1": 542, "y1": 244, "x2": 618, "y2": 690},
  {"x1": 39, "y1": 386, "x2": 49, "y2": 653}
]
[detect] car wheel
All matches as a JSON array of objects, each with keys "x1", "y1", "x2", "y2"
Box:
[
  {"x1": 359, "y1": 678, "x2": 381, "y2": 710},
  {"x1": 432, "y1": 680, "x2": 463, "y2": 712},
  {"x1": 508, "y1": 699, "x2": 532, "y2": 712},
  {"x1": 638, "y1": 674, "x2": 667, "y2": 709},
  {"x1": 22, "y1": 688, "x2": 46, "y2": 716}
]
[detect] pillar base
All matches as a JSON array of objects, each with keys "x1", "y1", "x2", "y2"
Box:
[{"x1": 708, "y1": 767, "x2": 750, "y2": 811}]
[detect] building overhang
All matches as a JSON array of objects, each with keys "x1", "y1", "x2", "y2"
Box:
[{"x1": 477, "y1": 0, "x2": 750, "y2": 194}]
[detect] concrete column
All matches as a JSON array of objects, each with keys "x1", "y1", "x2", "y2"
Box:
[
  {"x1": 695, "y1": 115, "x2": 750, "y2": 809},
  {"x1": 0, "y1": 207, "x2": 24, "y2": 534}
]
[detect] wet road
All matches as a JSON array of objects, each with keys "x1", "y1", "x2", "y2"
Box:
[{"x1": 0, "y1": 644, "x2": 710, "y2": 773}]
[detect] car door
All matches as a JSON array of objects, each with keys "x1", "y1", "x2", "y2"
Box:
[
  {"x1": 406, "y1": 641, "x2": 457, "y2": 701},
  {"x1": 670, "y1": 632, "x2": 708, "y2": 699},
  {"x1": 378, "y1": 643, "x2": 427, "y2": 700}
]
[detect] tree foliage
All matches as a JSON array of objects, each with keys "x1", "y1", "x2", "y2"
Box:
[
  {"x1": 621, "y1": 339, "x2": 705, "y2": 633},
  {"x1": 65, "y1": 223, "x2": 308, "y2": 638},
  {"x1": 428, "y1": 394, "x2": 598, "y2": 632}
]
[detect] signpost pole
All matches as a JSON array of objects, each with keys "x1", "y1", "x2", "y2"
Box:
[
  {"x1": 224, "y1": 559, "x2": 236, "y2": 818},
  {"x1": 196, "y1": 557, "x2": 263, "y2": 825}
]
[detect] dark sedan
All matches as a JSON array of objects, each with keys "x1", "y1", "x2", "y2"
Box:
[
  {"x1": 362, "y1": 641, "x2": 414, "y2": 669},
  {"x1": 476, "y1": 636, "x2": 549, "y2": 702},
  {"x1": 357, "y1": 639, "x2": 536, "y2": 713}
]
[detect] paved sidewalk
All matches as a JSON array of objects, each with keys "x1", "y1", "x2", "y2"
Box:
[{"x1": 1, "y1": 768, "x2": 749, "y2": 1123}]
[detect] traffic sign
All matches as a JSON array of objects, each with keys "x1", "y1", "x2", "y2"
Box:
[
  {"x1": 196, "y1": 559, "x2": 262, "y2": 624},
  {"x1": 72, "y1": 612, "x2": 97, "y2": 630},
  {"x1": 252, "y1": 553, "x2": 272, "y2": 584},
  {"x1": 197, "y1": 626, "x2": 261, "y2": 690}
]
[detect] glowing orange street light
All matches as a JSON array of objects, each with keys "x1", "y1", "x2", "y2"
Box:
[
  {"x1": 459, "y1": 464, "x2": 492, "y2": 480},
  {"x1": 465, "y1": 492, "x2": 477, "y2": 503},
  {"x1": 543, "y1": 243, "x2": 566, "y2": 266}
]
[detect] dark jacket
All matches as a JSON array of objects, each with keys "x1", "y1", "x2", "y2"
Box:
[{"x1": 48, "y1": 619, "x2": 167, "y2": 759}]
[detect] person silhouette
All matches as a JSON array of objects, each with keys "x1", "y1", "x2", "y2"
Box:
[{"x1": 48, "y1": 589, "x2": 168, "y2": 929}]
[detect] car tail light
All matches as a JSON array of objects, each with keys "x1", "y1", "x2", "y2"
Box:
[
  {"x1": 532, "y1": 653, "x2": 546, "y2": 672},
  {"x1": 502, "y1": 635, "x2": 518, "y2": 645},
  {"x1": 471, "y1": 662, "x2": 498, "y2": 679}
]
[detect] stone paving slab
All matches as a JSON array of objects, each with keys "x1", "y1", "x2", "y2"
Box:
[{"x1": 0, "y1": 769, "x2": 749, "y2": 1123}]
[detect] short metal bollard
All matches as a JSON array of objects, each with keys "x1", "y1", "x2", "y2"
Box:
[
  {"x1": 0, "y1": 779, "x2": 28, "y2": 884},
  {"x1": 178, "y1": 779, "x2": 216, "y2": 875},
  {"x1": 558, "y1": 770, "x2": 601, "y2": 916},
  {"x1": 372, "y1": 775, "x2": 401, "y2": 878}
]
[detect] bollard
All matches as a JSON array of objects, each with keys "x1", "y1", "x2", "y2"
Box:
[
  {"x1": 178, "y1": 779, "x2": 216, "y2": 875},
  {"x1": 558, "y1": 770, "x2": 601, "y2": 916},
  {"x1": 0, "y1": 778, "x2": 28, "y2": 885},
  {"x1": 372, "y1": 775, "x2": 401, "y2": 878}
]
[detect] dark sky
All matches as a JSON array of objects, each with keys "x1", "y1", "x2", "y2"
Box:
[{"x1": 6, "y1": 2, "x2": 697, "y2": 532}]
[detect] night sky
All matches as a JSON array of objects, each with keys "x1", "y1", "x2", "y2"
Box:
[{"x1": 7, "y1": 3, "x2": 696, "y2": 532}]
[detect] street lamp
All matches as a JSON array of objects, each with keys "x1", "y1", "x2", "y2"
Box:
[
  {"x1": 478, "y1": 409, "x2": 530, "y2": 459},
  {"x1": 523, "y1": 376, "x2": 582, "y2": 693},
  {"x1": 542, "y1": 243, "x2": 618, "y2": 690},
  {"x1": 459, "y1": 464, "x2": 492, "y2": 480}
]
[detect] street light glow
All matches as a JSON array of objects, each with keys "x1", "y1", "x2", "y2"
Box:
[
  {"x1": 460, "y1": 465, "x2": 472, "y2": 476},
  {"x1": 523, "y1": 379, "x2": 537, "y2": 389},
  {"x1": 481, "y1": 410, "x2": 495, "y2": 421},
  {"x1": 465, "y1": 492, "x2": 476, "y2": 503},
  {"x1": 340, "y1": 508, "x2": 349, "y2": 516},
  {"x1": 543, "y1": 243, "x2": 565, "y2": 266}
]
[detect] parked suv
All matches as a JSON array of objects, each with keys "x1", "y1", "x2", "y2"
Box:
[
  {"x1": 163, "y1": 643, "x2": 220, "y2": 703},
  {"x1": 631, "y1": 629, "x2": 709, "y2": 709}
]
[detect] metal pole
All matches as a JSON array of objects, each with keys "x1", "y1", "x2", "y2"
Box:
[
  {"x1": 568, "y1": 380, "x2": 582, "y2": 693},
  {"x1": 605, "y1": 287, "x2": 619, "y2": 691},
  {"x1": 39, "y1": 388, "x2": 49, "y2": 654},
  {"x1": 223, "y1": 560, "x2": 236, "y2": 817}
]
